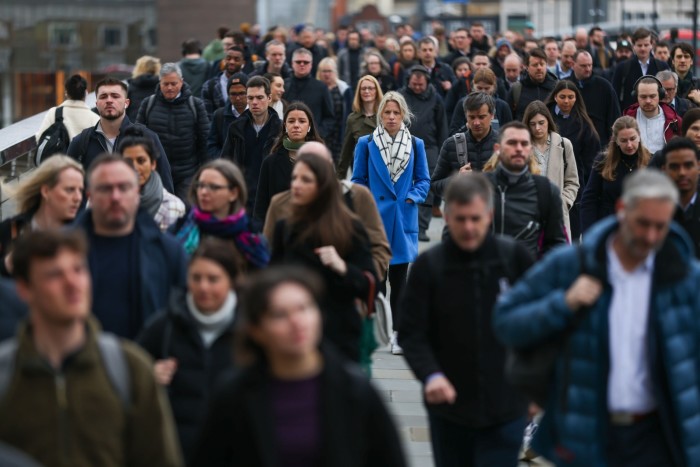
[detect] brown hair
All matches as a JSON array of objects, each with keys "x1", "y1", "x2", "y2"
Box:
[
  {"x1": 188, "y1": 159, "x2": 248, "y2": 214},
  {"x1": 596, "y1": 116, "x2": 650, "y2": 181},
  {"x1": 544, "y1": 80, "x2": 599, "y2": 142},
  {"x1": 12, "y1": 230, "x2": 88, "y2": 283},
  {"x1": 270, "y1": 102, "x2": 324, "y2": 154},
  {"x1": 522, "y1": 100, "x2": 558, "y2": 136},
  {"x1": 288, "y1": 152, "x2": 358, "y2": 256}
]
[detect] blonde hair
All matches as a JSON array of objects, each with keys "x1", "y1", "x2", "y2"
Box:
[
  {"x1": 352, "y1": 75, "x2": 383, "y2": 114},
  {"x1": 315, "y1": 57, "x2": 338, "y2": 81},
  {"x1": 377, "y1": 91, "x2": 414, "y2": 127},
  {"x1": 9, "y1": 155, "x2": 84, "y2": 214},
  {"x1": 482, "y1": 152, "x2": 541, "y2": 174},
  {"x1": 132, "y1": 55, "x2": 161, "y2": 78}
]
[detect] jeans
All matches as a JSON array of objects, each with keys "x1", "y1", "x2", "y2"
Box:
[{"x1": 428, "y1": 413, "x2": 526, "y2": 467}]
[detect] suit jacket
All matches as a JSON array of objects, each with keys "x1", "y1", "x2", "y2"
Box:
[{"x1": 612, "y1": 55, "x2": 670, "y2": 110}]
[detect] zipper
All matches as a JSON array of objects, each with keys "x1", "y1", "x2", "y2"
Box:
[
  {"x1": 499, "y1": 185, "x2": 507, "y2": 236},
  {"x1": 55, "y1": 373, "x2": 70, "y2": 463}
]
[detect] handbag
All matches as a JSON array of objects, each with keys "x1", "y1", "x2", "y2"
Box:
[{"x1": 504, "y1": 245, "x2": 590, "y2": 406}]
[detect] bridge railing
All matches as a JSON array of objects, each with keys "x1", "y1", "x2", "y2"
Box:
[{"x1": 0, "y1": 94, "x2": 95, "y2": 220}]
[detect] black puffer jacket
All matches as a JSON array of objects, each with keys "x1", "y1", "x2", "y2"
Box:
[
  {"x1": 431, "y1": 128, "x2": 499, "y2": 196},
  {"x1": 127, "y1": 74, "x2": 159, "y2": 122},
  {"x1": 506, "y1": 71, "x2": 558, "y2": 121},
  {"x1": 398, "y1": 85, "x2": 448, "y2": 169},
  {"x1": 137, "y1": 288, "x2": 236, "y2": 462},
  {"x1": 136, "y1": 82, "x2": 210, "y2": 183}
]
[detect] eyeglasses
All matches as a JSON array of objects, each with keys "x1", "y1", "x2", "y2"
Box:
[
  {"x1": 360, "y1": 86, "x2": 377, "y2": 92},
  {"x1": 294, "y1": 60, "x2": 311, "y2": 65},
  {"x1": 664, "y1": 87, "x2": 677, "y2": 93},
  {"x1": 194, "y1": 182, "x2": 231, "y2": 192}
]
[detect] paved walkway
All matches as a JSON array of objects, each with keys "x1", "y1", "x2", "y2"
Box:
[{"x1": 370, "y1": 214, "x2": 552, "y2": 467}]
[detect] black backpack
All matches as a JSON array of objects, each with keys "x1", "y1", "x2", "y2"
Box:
[{"x1": 35, "y1": 107, "x2": 71, "y2": 165}]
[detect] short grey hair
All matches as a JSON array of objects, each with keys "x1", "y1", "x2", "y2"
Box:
[
  {"x1": 292, "y1": 48, "x2": 313, "y2": 61},
  {"x1": 656, "y1": 70, "x2": 679, "y2": 85},
  {"x1": 265, "y1": 40, "x2": 285, "y2": 53},
  {"x1": 444, "y1": 172, "x2": 494, "y2": 211},
  {"x1": 377, "y1": 91, "x2": 414, "y2": 127},
  {"x1": 160, "y1": 62, "x2": 183, "y2": 79},
  {"x1": 464, "y1": 91, "x2": 495, "y2": 115},
  {"x1": 621, "y1": 169, "x2": 679, "y2": 209}
]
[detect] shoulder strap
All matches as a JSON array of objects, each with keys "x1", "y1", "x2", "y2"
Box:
[
  {"x1": 187, "y1": 95, "x2": 197, "y2": 118},
  {"x1": 511, "y1": 82, "x2": 522, "y2": 113},
  {"x1": 144, "y1": 95, "x2": 155, "y2": 124},
  {"x1": 160, "y1": 319, "x2": 173, "y2": 359},
  {"x1": 561, "y1": 139, "x2": 568, "y2": 175},
  {"x1": 453, "y1": 133, "x2": 468, "y2": 166},
  {"x1": 0, "y1": 339, "x2": 18, "y2": 402},
  {"x1": 55, "y1": 106, "x2": 64, "y2": 122},
  {"x1": 532, "y1": 175, "x2": 553, "y2": 227},
  {"x1": 97, "y1": 333, "x2": 131, "y2": 409}
]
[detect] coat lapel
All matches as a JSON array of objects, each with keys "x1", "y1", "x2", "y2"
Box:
[{"x1": 368, "y1": 139, "x2": 398, "y2": 196}]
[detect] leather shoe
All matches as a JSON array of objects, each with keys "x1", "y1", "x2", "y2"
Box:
[
  {"x1": 432, "y1": 206, "x2": 443, "y2": 218},
  {"x1": 418, "y1": 231, "x2": 430, "y2": 242}
]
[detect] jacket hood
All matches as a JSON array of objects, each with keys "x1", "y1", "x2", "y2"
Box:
[
  {"x1": 399, "y1": 83, "x2": 435, "y2": 101},
  {"x1": 129, "y1": 74, "x2": 160, "y2": 90},
  {"x1": 581, "y1": 215, "x2": 694, "y2": 282},
  {"x1": 179, "y1": 57, "x2": 210, "y2": 74}
]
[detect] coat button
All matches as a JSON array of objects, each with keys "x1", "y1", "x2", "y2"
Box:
[{"x1": 379, "y1": 196, "x2": 385, "y2": 200}]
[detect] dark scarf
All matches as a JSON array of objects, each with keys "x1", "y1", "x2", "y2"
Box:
[
  {"x1": 140, "y1": 172, "x2": 164, "y2": 217},
  {"x1": 174, "y1": 207, "x2": 270, "y2": 269}
]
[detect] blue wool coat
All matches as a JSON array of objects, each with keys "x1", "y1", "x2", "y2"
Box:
[
  {"x1": 351, "y1": 134, "x2": 430, "y2": 265},
  {"x1": 493, "y1": 216, "x2": 700, "y2": 466}
]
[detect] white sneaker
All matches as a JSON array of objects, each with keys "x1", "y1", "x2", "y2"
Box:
[{"x1": 390, "y1": 332, "x2": 403, "y2": 355}]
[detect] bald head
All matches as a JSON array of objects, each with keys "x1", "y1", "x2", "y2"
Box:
[
  {"x1": 504, "y1": 53, "x2": 522, "y2": 83},
  {"x1": 575, "y1": 28, "x2": 588, "y2": 48},
  {"x1": 298, "y1": 141, "x2": 333, "y2": 163},
  {"x1": 561, "y1": 42, "x2": 577, "y2": 71}
]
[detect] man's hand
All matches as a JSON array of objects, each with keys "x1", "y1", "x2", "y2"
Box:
[
  {"x1": 154, "y1": 358, "x2": 178, "y2": 386},
  {"x1": 565, "y1": 275, "x2": 602, "y2": 312},
  {"x1": 458, "y1": 162, "x2": 472, "y2": 174},
  {"x1": 441, "y1": 80, "x2": 452, "y2": 91},
  {"x1": 425, "y1": 375, "x2": 457, "y2": 405}
]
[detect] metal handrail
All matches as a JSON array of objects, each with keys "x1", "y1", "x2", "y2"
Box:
[{"x1": 0, "y1": 94, "x2": 95, "y2": 220}]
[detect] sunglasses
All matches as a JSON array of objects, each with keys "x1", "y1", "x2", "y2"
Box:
[{"x1": 294, "y1": 60, "x2": 311, "y2": 65}]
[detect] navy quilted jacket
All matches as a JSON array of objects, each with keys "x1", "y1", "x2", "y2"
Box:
[{"x1": 494, "y1": 216, "x2": 700, "y2": 466}]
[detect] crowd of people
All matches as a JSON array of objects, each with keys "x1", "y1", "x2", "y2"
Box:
[{"x1": 1, "y1": 19, "x2": 700, "y2": 467}]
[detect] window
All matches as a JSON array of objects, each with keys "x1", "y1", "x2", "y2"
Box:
[
  {"x1": 103, "y1": 27, "x2": 123, "y2": 48},
  {"x1": 49, "y1": 23, "x2": 79, "y2": 47}
]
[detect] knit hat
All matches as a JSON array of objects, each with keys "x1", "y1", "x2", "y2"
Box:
[{"x1": 496, "y1": 39, "x2": 512, "y2": 51}]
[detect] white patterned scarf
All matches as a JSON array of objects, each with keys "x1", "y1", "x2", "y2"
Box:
[{"x1": 372, "y1": 123, "x2": 412, "y2": 184}]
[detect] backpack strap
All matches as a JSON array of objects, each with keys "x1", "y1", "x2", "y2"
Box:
[
  {"x1": 215, "y1": 108, "x2": 225, "y2": 136},
  {"x1": 55, "y1": 106, "x2": 64, "y2": 122},
  {"x1": 532, "y1": 175, "x2": 553, "y2": 227},
  {"x1": 144, "y1": 95, "x2": 156, "y2": 125},
  {"x1": 187, "y1": 96, "x2": 197, "y2": 118},
  {"x1": 0, "y1": 339, "x2": 18, "y2": 402},
  {"x1": 511, "y1": 82, "x2": 522, "y2": 114},
  {"x1": 73, "y1": 127, "x2": 93, "y2": 165},
  {"x1": 453, "y1": 133, "x2": 468, "y2": 167},
  {"x1": 97, "y1": 333, "x2": 131, "y2": 409}
]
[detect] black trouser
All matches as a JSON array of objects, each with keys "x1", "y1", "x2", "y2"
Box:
[
  {"x1": 429, "y1": 413, "x2": 526, "y2": 467},
  {"x1": 386, "y1": 263, "x2": 409, "y2": 331},
  {"x1": 606, "y1": 413, "x2": 675, "y2": 467}
]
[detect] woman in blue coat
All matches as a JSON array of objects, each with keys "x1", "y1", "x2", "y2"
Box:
[{"x1": 352, "y1": 91, "x2": 430, "y2": 355}]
